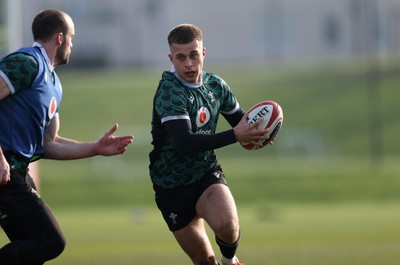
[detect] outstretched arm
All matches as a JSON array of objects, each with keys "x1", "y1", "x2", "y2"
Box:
[{"x1": 43, "y1": 117, "x2": 133, "y2": 160}]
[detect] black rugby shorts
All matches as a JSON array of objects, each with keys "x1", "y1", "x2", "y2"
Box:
[{"x1": 154, "y1": 166, "x2": 227, "y2": 231}]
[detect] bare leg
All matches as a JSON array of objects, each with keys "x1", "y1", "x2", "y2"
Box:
[{"x1": 173, "y1": 216, "x2": 218, "y2": 265}]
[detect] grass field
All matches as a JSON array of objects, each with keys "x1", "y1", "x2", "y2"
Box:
[
  {"x1": 1, "y1": 59, "x2": 400, "y2": 264},
  {"x1": 5, "y1": 202, "x2": 395, "y2": 265}
]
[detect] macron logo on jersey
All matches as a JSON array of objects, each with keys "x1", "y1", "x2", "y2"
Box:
[{"x1": 196, "y1": 107, "x2": 210, "y2": 128}]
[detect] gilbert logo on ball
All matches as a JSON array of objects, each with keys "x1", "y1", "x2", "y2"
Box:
[{"x1": 240, "y1": 100, "x2": 283, "y2": 150}]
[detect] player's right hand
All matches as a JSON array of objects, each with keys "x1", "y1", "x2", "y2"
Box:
[{"x1": 0, "y1": 156, "x2": 11, "y2": 185}]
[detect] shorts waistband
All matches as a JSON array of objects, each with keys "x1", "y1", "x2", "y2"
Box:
[{"x1": 3, "y1": 151, "x2": 30, "y2": 172}]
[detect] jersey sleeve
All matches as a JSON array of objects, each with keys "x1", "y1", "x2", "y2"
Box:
[
  {"x1": 0, "y1": 53, "x2": 39, "y2": 94},
  {"x1": 218, "y1": 77, "x2": 240, "y2": 115},
  {"x1": 164, "y1": 119, "x2": 237, "y2": 154},
  {"x1": 155, "y1": 73, "x2": 190, "y2": 123}
]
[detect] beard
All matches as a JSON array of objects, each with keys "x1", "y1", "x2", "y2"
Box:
[{"x1": 55, "y1": 44, "x2": 70, "y2": 66}]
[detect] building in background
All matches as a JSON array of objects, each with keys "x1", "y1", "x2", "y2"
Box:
[{"x1": 1, "y1": 0, "x2": 400, "y2": 67}]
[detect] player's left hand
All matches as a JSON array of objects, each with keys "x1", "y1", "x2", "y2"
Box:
[
  {"x1": 96, "y1": 123, "x2": 134, "y2": 156},
  {"x1": 234, "y1": 112, "x2": 268, "y2": 147}
]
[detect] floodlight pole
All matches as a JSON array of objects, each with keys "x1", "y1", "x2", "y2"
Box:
[
  {"x1": 366, "y1": 0, "x2": 383, "y2": 173},
  {"x1": 367, "y1": 56, "x2": 383, "y2": 172}
]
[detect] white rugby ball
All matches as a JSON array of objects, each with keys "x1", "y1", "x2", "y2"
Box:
[{"x1": 240, "y1": 100, "x2": 283, "y2": 150}]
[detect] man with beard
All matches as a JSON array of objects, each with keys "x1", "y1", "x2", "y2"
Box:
[{"x1": 0, "y1": 9, "x2": 133, "y2": 264}]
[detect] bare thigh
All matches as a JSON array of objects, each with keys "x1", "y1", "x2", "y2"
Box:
[{"x1": 196, "y1": 184, "x2": 240, "y2": 243}]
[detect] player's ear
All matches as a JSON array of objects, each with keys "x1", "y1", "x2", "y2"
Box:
[
  {"x1": 202, "y1": 47, "x2": 206, "y2": 57},
  {"x1": 56, "y1": 32, "x2": 63, "y2": 45}
]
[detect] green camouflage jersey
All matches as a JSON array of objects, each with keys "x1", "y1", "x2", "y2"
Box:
[{"x1": 149, "y1": 71, "x2": 240, "y2": 188}]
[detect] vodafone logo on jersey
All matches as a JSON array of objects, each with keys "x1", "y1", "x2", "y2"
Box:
[
  {"x1": 196, "y1": 107, "x2": 210, "y2": 128},
  {"x1": 48, "y1": 97, "x2": 57, "y2": 119}
]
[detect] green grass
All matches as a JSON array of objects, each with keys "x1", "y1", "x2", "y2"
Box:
[
  {"x1": 2, "y1": 203, "x2": 399, "y2": 265},
  {"x1": 1, "y1": 60, "x2": 400, "y2": 264}
]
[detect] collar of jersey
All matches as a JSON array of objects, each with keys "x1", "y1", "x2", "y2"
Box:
[
  {"x1": 173, "y1": 72, "x2": 203, "y2": 89},
  {"x1": 32, "y1": 42, "x2": 54, "y2": 73}
]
